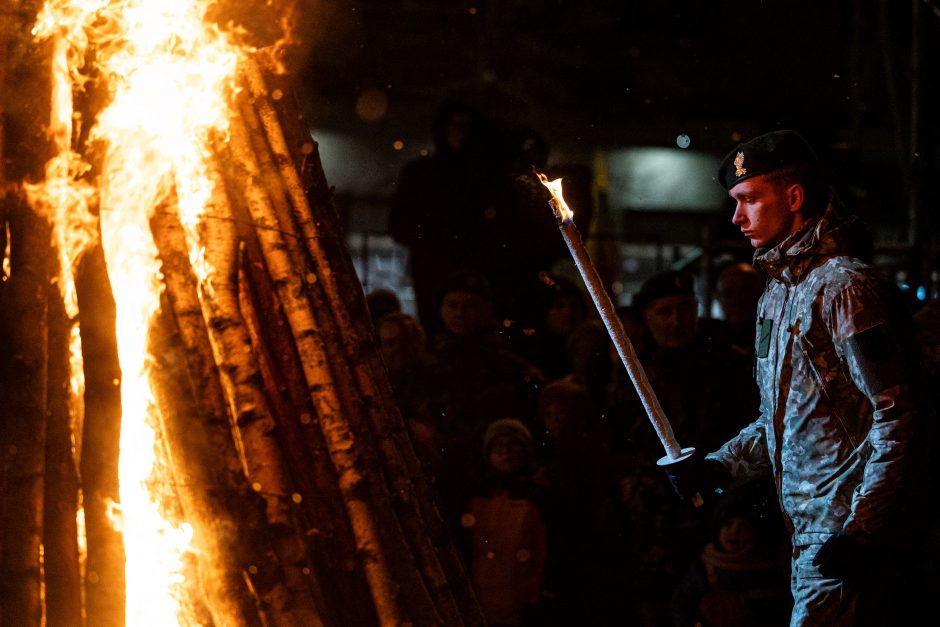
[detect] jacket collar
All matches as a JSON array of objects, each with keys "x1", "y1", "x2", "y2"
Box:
[{"x1": 753, "y1": 190, "x2": 870, "y2": 285}]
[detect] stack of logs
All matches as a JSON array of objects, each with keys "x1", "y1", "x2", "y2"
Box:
[{"x1": 0, "y1": 4, "x2": 484, "y2": 625}]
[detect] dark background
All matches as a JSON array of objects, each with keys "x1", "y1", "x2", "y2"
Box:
[{"x1": 280, "y1": 0, "x2": 939, "y2": 305}]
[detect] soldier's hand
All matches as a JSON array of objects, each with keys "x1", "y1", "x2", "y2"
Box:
[
  {"x1": 812, "y1": 531, "x2": 871, "y2": 579},
  {"x1": 661, "y1": 452, "x2": 731, "y2": 504}
]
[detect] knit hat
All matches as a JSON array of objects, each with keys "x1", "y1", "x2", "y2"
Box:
[
  {"x1": 632, "y1": 270, "x2": 696, "y2": 312},
  {"x1": 717, "y1": 130, "x2": 818, "y2": 190},
  {"x1": 538, "y1": 375, "x2": 590, "y2": 417}
]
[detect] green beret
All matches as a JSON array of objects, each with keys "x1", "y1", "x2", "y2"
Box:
[{"x1": 717, "y1": 130, "x2": 818, "y2": 190}]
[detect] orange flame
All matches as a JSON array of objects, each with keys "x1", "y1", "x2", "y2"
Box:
[
  {"x1": 536, "y1": 172, "x2": 575, "y2": 222},
  {"x1": 30, "y1": 0, "x2": 257, "y2": 623}
]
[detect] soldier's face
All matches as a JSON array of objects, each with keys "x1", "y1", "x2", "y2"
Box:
[{"x1": 729, "y1": 175, "x2": 801, "y2": 249}]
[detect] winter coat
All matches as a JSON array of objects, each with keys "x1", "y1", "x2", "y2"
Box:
[
  {"x1": 706, "y1": 192, "x2": 921, "y2": 549},
  {"x1": 464, "y1": 490, "x2": 548, "y2": 626}
]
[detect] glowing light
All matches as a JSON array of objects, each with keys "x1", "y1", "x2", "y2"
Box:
[
  {"x1": 31, "y1": 0, "x2": 248, "y2": 623},
  {"x1": 536, "y1": 172, "x2": 575, "y2": 222}
]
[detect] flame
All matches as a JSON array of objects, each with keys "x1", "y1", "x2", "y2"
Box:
[
  {"x1": 31, "y1": 0, "x2": 249, "y2": 623},
  {"x1": 536, "y1": 172, "x2": 575, "y2": 222}
]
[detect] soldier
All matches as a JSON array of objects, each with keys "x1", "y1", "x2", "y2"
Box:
[{"x1": 663, "y1": 130, "x2": 927, "y2": 626}]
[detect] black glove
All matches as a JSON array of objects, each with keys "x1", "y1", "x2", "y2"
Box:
[
  {"x1": 813, "y1": 531, "x2": 872, "y2": 579},
  {"x1": 662, "y1": 453, "x2": 731, "y2": 503},
  {"x1": 812, "y1": 531, "x2": 872, "y2": 579}
]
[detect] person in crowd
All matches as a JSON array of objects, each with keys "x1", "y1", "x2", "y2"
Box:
[
  {"x1": 389, "y1": 98, "x2": 489, "y2": 334},
  {"x1": 512, "y1": 276, "x2": 589, "y2": 381},
  {"x1": 531, "y1": 375, "x2": 628, "y2": 625},
  {"x1": 615, "y1": 269, "x2": 761, "y2": 627},
  {"x1": 365, "y1": 287, "x2": 402, "y2": 332},
  {"x1": 390, "y1": 97, "x2": 571, "y2": 333},
  {"x1": 460, "y1": 418, "x2": 547, "y2": 627},
  {"x1": 428, "y1": 269, "x2": 542, "y2": 429},
  {"x1": 671, "y1": 484, "x2": 791, "y2": 627},
  {"x1": 425, "y1": 270, "x2": 542, "y2": 519},
  {"x1": 714, "y1": 261, "x2": 764, "y2": 357},
  {"x1": 374, "y1": 312, "x2": 447, "y2": 474},
  {"x1": 631, "y1": 270, "x2": 759, "y2": 460},
  {"x1": 663, "y1": 130, "x2": 928, "y2": 626}
]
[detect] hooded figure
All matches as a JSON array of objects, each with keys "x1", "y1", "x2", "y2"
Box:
[{"x1": 388, "y1": 98, "x2": 489, "y2": 333}]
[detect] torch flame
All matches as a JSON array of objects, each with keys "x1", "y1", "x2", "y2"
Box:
[
  {"x1": 536, "y1": 172, "x2": 575, "y2": 223},
  {"x1": 31, "y1": 0, "x2": 253, "y2": 623}
]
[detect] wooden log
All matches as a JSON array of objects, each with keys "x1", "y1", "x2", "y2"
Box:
[
  {"x1": 234, "y1": 264, "x2": 343, "y2": 626},
  {"x1": 0, "y1": 1, "x2": 55, "y2": 183},
  {"x1": 0, "y1": 1, "x2": 6, "y2": 188},
  {"x1": 0, "y1": 194, "x2": 50, "y2": 627},
  {"x1": 0, "y1": 191, "x2": 7, "y2": 296},
  {"x1": 172, "y1": 165, "x2": 327, "y2": 625},
  {"x1": 269, "y1": 81, "x2": 486, "y2": 625},
  {"x1": 44, "y1": 277, "x2": 83, "y2": 627},
  {"x1": 235, "y1": 251, "x2": 372, "y2": 627},
  {"x1": 151, "y1": 191, "x2": 325, "y2": 627},
  {"x1": 240, "y1": 60, "x2": 458, "y2": 619},
  {"x1": 221, "y1": 112, "x2": 418, "y2": 625},
  {"x1": 244, "y1": 56, "x2": 483, "y2": 626},
  {"x1": 146, "y1": 202, "x2": 262, "y2": 625},
  {"x1": 74, "y1": 244, "x2": 125, "y2": 627},
  {"x1": 146, "y1": 294, "x2": 262, "y2": 627},
  {"x1": 221, "y1": 119, "x2": 391, "y2": 626}
]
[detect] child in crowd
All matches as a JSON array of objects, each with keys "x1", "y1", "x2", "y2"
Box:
[
  {"x1": 671, "y1": 485, "x2": 791, "y2": 627},
  {"x1": 461, "y1": 418, "x2": 547, "y2": 627}
]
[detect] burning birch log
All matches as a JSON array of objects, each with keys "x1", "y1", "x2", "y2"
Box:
[
  {"x1": 44, "y1": 280, "x2": 83, "y2": 627},
  {"x1": 151, "y1": 197, "x2": 321, "y2": 627},
  {"x1": 74, "y1": 244, "x2": 127, "y2": 626},
  {"x1": 0, "y1": 195, "x2": 51, "y2": 627},
  {"x1": 222, "y1": 100, "x2": 417, "y2": 627},
  {"x1": 245, "y1": 57, "x2": 484, "y2": 626},
  {"x1": 174, "y1": 165, "x2": 328, "y2": 625},
  {"x1": 1, "y1": 3, "x2": 485, "y2": 622},
  {"x1": 237, "y1": 62, "x2": 478, "y2": 625},
  {"x1": 0, "y1": 5, "x2": 55, "y2": 622}
]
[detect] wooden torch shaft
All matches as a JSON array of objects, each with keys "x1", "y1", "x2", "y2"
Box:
[{"x1": 555, "y1": 208, "x2": 683, "y2": 460}]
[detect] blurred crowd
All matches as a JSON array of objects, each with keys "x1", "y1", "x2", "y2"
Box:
[
  {"x1": 368, "y1": 100, "x2": 940, "y2": 627},
  {"x1": 368, "y1": 263, "x2": 793, "y2": 627}
]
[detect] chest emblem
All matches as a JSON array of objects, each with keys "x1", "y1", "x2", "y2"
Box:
[{"x1": 758, "y1": 317, "x2": 773, "y2": 358}]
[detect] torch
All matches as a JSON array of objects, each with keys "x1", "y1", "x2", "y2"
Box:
[{"x1": 537, "y1": 173, "x2": 701, "y2": 505}]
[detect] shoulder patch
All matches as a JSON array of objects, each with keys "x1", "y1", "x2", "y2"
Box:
[
  {"x1": 845, "y1": 323, "x2": 903, "y2": 394},
  {"x1": 849, "y1": 323, "x2": 892, "y2": 360}
]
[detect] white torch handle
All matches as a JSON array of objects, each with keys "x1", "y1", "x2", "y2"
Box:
[{"x1": 556, "y1": 211, "x2": 684, "y2": 460}]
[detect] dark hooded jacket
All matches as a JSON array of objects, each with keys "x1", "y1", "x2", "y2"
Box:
[{"x1": 706, "y1": 191, "x2": 922, "y2": 549}]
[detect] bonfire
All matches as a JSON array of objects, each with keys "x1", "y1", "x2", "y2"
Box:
[{"x1": 0, "y1": 1, "x2": 482, "y2": 625}]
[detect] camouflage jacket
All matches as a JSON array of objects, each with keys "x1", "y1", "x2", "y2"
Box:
[{"x1": 707, "y1": 193, "x2": 920, "y2": 548}]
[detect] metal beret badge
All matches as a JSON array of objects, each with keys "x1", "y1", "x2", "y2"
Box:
[{"x1": 734, "y1": 151, "x2": 747, "y2": 177}]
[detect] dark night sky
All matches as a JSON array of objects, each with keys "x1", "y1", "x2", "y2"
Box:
[
  {"x1": 283, "y1": 1, "x2": 937, "y2": 259},
  {"x1": 294, "y1": 1, "x2": 924, "y2": 144}
]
